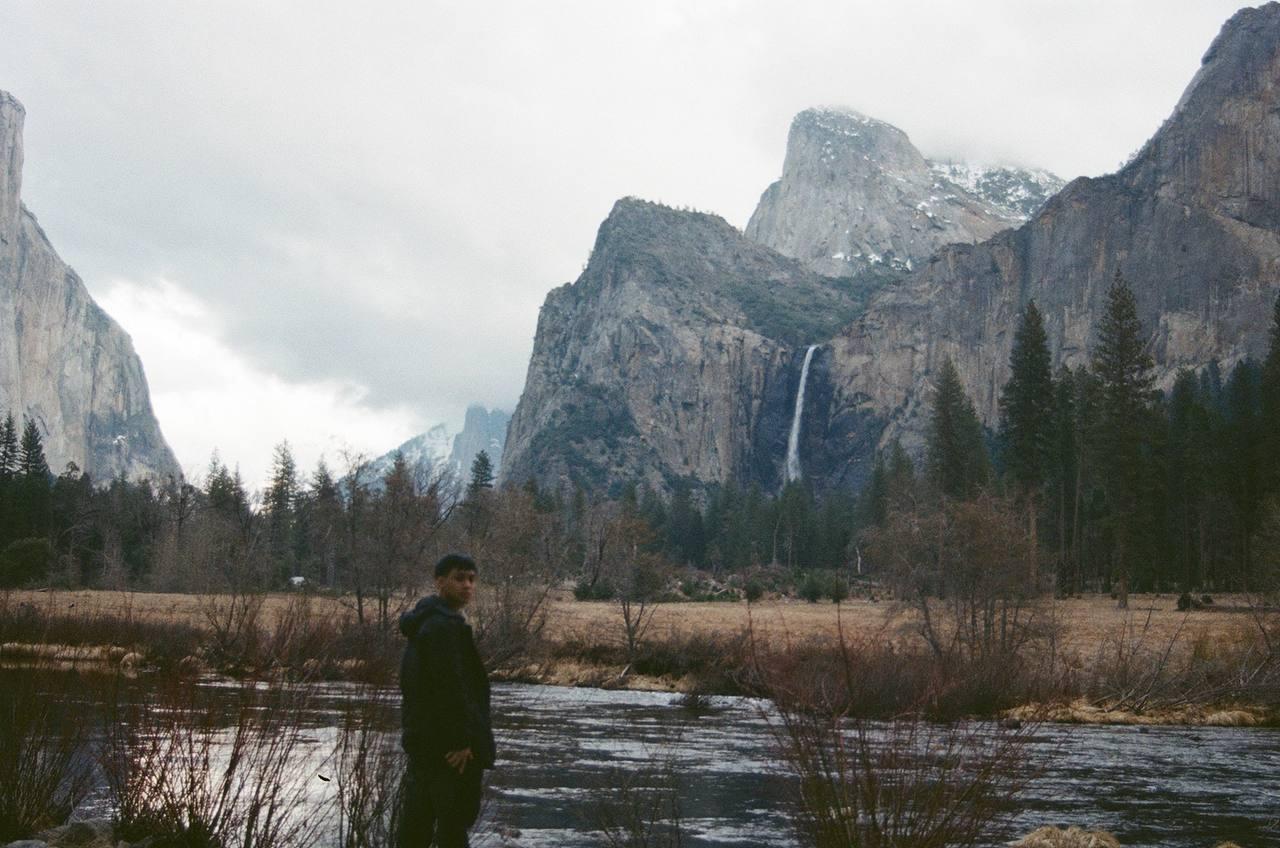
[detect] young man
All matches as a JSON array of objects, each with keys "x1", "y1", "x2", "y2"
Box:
[{"x1": 398, "y1": 553, "x2": 495, "y2": 848}]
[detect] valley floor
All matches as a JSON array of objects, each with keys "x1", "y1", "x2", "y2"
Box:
[{"x1": 3, "y1": 588, "x2": 1276, "y2": 726}]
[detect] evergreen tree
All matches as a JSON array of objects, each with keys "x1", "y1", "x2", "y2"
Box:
[
  {"x1": 266, "y1": 440, "x2": 300, "y2": 581},
  {"x1": 1044, "y1": 368, "x2": 1079, "y2": 591},
  {"x1": 1091, "y1": 273, "x2": 1155, "y2": 607},
  {"x1": 666, "y1": 483, "x2": 706, "y2": 566},
  {"x1": 857, "y1": 452, "x2": 890, "y2": 530},
  {"x1": 1166, "y1": 370, "x2": 1211, "y2": 590},
  {"x1": 887, "y1": 441, "x2": 917, "y2": 504},
  {"x1": 307, "y1": 458, "x2": 344, "y2": 588},
  {"x1": 999, "y1": 301, "x2": 1055, "y2": 494},
  {"x1": 1262, "y1": 294, "x2": 1280, "y2": 501},
  {"x1": 467, "y1": 450, "x2": 495, "y2": 498},
  {"x1": 205, "y1": 452, "x2": 249, "y2": 521},
  {"x1": 18, "y1": 419, "x2": 49, "y2": 479},
  {"x1": 1224, "y1": 360, "x2": 1264, "y2": 584},
  {"x1": 0, "y1": 412, "x2": 17, "y2": 480},
  {"x1": 998, "y1": 300, "x2": 1056, "y2": 586},
  {"x1": 927, "y1": 358, "x2": 991, "y2": 500}
]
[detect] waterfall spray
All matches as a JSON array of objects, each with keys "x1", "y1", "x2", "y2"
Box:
[{"x1": 785, "y1": 345, "x2": 818, "y2": 484}]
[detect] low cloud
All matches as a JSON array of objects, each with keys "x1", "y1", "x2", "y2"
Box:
[{"x1": 98, "y1": 278, "x2": 426, "y2": 490}]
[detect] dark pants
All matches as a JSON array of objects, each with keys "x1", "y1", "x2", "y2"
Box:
[{"x1": 399, "y1": 757, "x2": 484, "y2": 848}]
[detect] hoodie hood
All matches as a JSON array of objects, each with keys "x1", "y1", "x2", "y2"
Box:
[{"x1": 399, "y1": 595, "x2": 463, "y2": 639}]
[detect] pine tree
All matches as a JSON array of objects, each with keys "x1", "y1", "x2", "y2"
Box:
[
  {"x1": 927, "y1": 358, "x2": 991, "y2": 500},
  {"x1": 308, "y1": 458, "x2": 342, "y2": 588},
  {"x1": 999, "y1": 301, "x2": 1056, "y2": 587},
  {"x1": 1046, "y1": 367, "x2": 1079, "y2": 590},
  {"x1": 1262, "y1": 294, "x2": 1280, "y2": 502},
  {"x1": 999, "y1": 301, "x2": 1055, "y2": 494},
  {"x1": 1224, "y1": 360, "x2": 1264, "y2": 584},
  {"x1": 1166, "y1": 370, "x2": 1210, "y2": 590},
  {"x1": 18, "y1": 419, "x2": 49, "y2": 479},
  {"x1": 857, "y1": 452, "x2": 890, "y2": 530},
  {"x1": 266, "y1": 441, "x2": 300, "y2": 576},
  {"x1": 206, "y1": 452, "x2": 248, "y2": 520},
  {"x1": 0, "y1": 412, "x2": 17, "y2": 480},
  {"x1": 467, "y1": 450, "x2": 495, "y2": 498},
  {"x1": 1091, "y1": 272, "x2": 1155, "y2": 608}
]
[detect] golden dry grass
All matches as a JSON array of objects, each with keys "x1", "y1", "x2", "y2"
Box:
[
  {"x1": 5, "y1": 586, "x2": 1261, "y2": 657},
  {"x1": 1013, "y1": 827, "x2": 1122, "y2": 848}
]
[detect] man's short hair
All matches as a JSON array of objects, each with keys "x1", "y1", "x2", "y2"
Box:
[{"x1": 435, "y1": 553, "x2": 478, "y2": 578}]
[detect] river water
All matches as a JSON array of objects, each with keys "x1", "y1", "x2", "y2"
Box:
[
  {"x1": 15, "y1": 673, "x2": 1280, "y2": 847},
  {"x1": 477, "y1": 684, "x2": 1280, "y2": 848}
]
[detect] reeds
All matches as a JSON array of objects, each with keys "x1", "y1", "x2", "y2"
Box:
[
  {"x1": 102, "y1": 675, "x2": 330, "y2": 848},
  {"x1": 0, "y1": 670, "x2": 94, "y2": 841},
  {"x1": 332, "y1": 687, "x2": 404, "y2": 848},
  {"x1": 762, "y1": 624, "x2": 1037, "y2": 848}
]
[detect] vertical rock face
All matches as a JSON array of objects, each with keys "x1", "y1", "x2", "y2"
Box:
[
  {"x1": 500, "y1": 198, "x2": 870, "y2": 495},
  {"x1": 826, "y1": 2, "x2": 1280, "y2": 467},
  {"x1": 505, "y1": 3, "x2": 1280, "y2": 498},
  {"x1": 448, "y1": 405, "x2": 510, "y2": 478},
  {"x1": 745, "y1": 107, "x2": 1062, "y2": 278},
  {"x1": 0, "y1": 90, "x2": 179, "y2": 481}
]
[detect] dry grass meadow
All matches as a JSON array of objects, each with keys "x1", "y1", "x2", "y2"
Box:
[{"x1": 5, "y1": 585, "x2": 1264, "y2": 670}]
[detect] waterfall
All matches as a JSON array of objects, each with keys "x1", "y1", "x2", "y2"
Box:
[{"x1": 784, "y1": 345, "x2": 818, "y2": 484}]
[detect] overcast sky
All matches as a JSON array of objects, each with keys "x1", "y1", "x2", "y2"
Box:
[{"x1": 0, "y1": 0, "x2": 1251, "y2": 487}]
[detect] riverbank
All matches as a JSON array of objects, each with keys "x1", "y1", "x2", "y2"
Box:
[{"x1": 3, "y1": 588, "x2": 1277, "y2": 726}]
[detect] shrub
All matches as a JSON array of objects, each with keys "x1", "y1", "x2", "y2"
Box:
[
  {"x1": 575, "y1": 579, "x2": 616, "y2": 601},
  {"x1": 744, "y1": 580, "x2": 764, "y2": 604},
  {"x1": 826, "y1": 575, "x2": 849, "y2": 604},
  {"x1": 102, "y1": 675, "x2": 327, "y2": 848},
  {"x1": 798, "y1": 573, "x2": 824, "y2": 603},
  {"x1": 0, "y1": 538, "x2": 53, "y2": 588},
  {"x1": 0, "y1": 672, "x2": 94, "y2": 841}
]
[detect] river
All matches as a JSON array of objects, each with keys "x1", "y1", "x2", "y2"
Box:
[{"x1": 12, "y1": 672, "x2": 1278, "y2": 847}]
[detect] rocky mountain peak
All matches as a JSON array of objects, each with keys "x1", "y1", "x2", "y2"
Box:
[
  {"x1": 0, "y1": 92, "x2": 24, "y2": 238},
  {"x1": 0, "y1": 89, "x2": 179, "y2": 481},
  {"x1": 821, "y1": 2, "x2": 1280, "y2": 473},
  {"x1": 745, "y1": 106, "x2": 1060, "y2": 278},
  {"x1": 790, "y1": 106, "x2": 926, "y2": 174},
  {"x1": 1127, "y1": 1, "x2": 1280, "y2": 226}
]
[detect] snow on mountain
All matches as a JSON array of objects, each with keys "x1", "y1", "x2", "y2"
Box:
[
  {"x1": 365, "y1": 423, "x2": 453, "y2": 487},
  {"x1": 927, "y1": 160, "x2": 1065, "y2": 222}
]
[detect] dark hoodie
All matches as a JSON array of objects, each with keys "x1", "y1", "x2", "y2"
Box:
[{"x1": 399, "y1": 596, "x2": 495, "y2": 769}]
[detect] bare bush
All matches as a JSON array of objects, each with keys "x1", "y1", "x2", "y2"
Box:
[
  {"x1": 866, "y1": 494, "x2": 1047, "y2": 663},
  {"x1": 465, "y1": 489, "x2": 563, "y2": 670},
  {"x1": 0, "y1": 671, "x2": 94, "y2": 841},
  {"x1": 333, "y1": 688, "x2": 404, "y2": 848},
  {"x1": 591, "y1": 757, "x2": 685, "y2": 848},
  {"x1": 774, "y1": 708, "x2": 1031, "y2": 848},
  {"x1": 102, "y1": 675, "x2": 330, "y2": 848}
]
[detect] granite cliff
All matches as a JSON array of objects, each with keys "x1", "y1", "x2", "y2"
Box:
[
  {"x1": 745, "y1": 107, "x2": 1062, "y2": 278},
  {"x1": 501, "y1": 198, "x2": 884, "y2": 494},
  {"x1": 0, "y1": 91, "x2": 178, "y2": 481},
  {"x1": 507, "y1": 3, "x2": 1280, "y2": 496},
  {"x1": 449, "y1": 405, "x2": 509, "y2": 478}
]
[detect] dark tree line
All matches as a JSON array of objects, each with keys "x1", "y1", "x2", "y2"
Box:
[
  {"x1": 857, "y1": 281, "x2": 1280, "y2": 600},
  {"x1": 3, "y1": 285, "x2": 1277, "y2": 603}
]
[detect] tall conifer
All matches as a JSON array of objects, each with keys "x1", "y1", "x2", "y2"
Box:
[
  {"x1": 1262, "y1": 294, "x2": 1280, "y2": 500},
  {"x1": 0, "y1": 413, "x2": 17, "y2": 479},
  {"x1": 18, "y1": 419, "x2": 49, "y2": 479},
  {"x1": 927, "y1": 358, "x2": 991, "y2": 500},
  {"x1": 999, "y1": 300, "x2": 1056, "y2": 585},
  {"x1": 1091, "y1": 272, "x2": 1155, "y2": 607},
  {"x1": 1000, "y1": 301, "x2": 1055, "y2": 491}
]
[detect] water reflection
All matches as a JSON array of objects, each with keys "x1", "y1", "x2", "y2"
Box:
[{"x1": 7, "y1": 671, "x2": 1279, "y2": 847}]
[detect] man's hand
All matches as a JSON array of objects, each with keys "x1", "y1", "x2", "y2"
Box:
[{"x1": 445, "y1": 747, "x2": 473, "y2": 774}]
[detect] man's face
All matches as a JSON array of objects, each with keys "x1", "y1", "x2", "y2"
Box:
[{"x1": 436, "y1": 567, "x2": 477, "y2": 610}]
